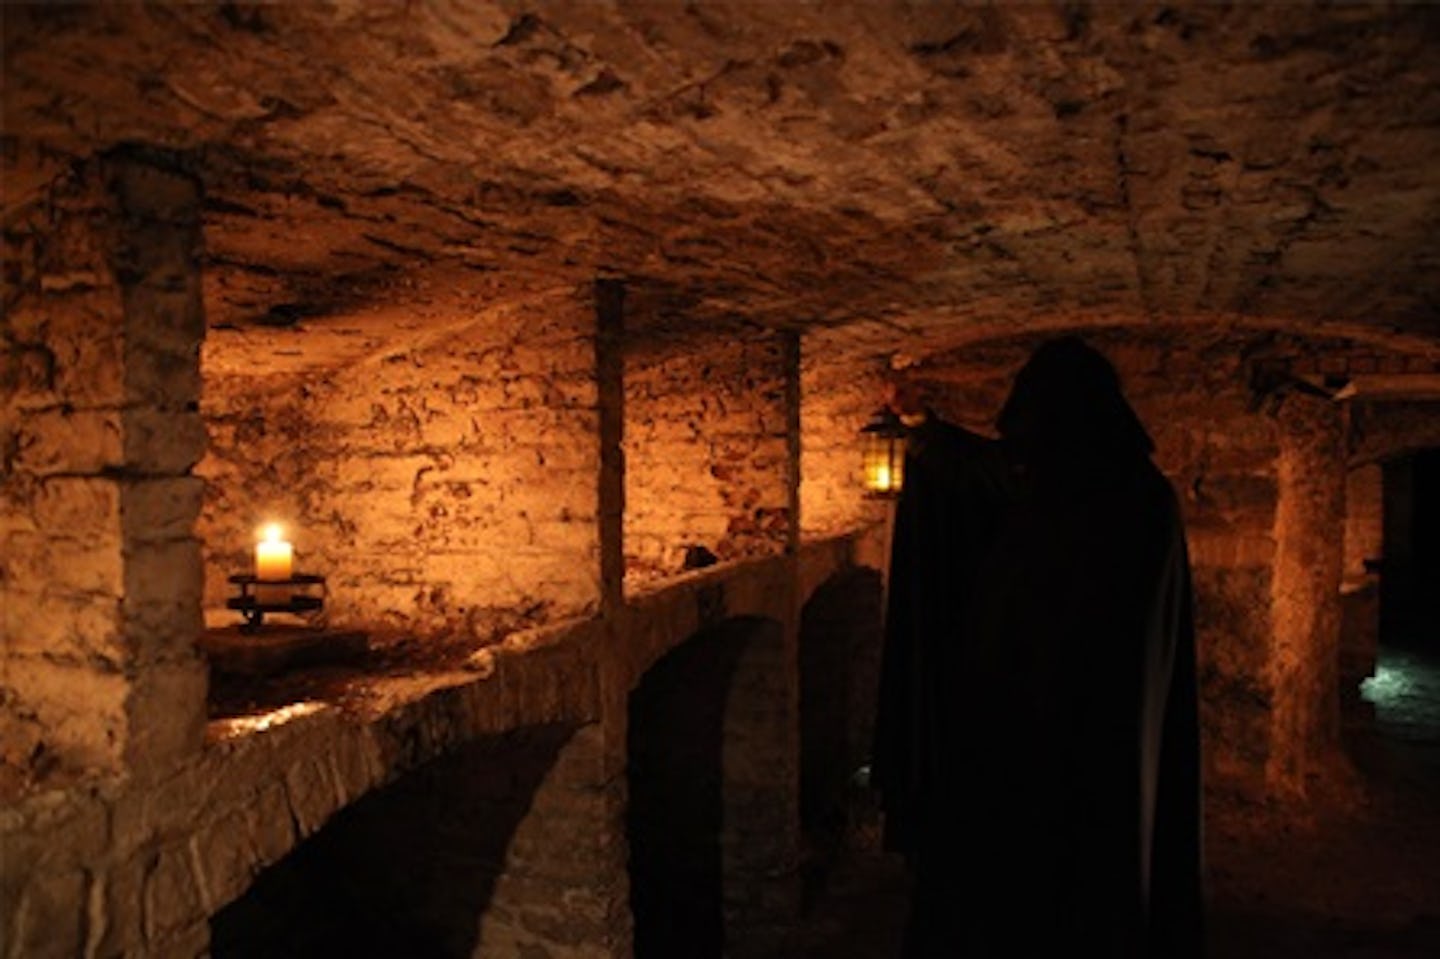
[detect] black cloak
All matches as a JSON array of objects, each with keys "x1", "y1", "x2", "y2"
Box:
[
  {"x1": 871, "y1": 415, "x2": 1013, "y2": 860},
  {"x1": 872, "y1": 338, "x2": 1204, "y2": 958}
]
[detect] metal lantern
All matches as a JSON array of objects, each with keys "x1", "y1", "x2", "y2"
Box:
[{"x1": 860, "y1": 408, "x2": 906, "y2": 497}]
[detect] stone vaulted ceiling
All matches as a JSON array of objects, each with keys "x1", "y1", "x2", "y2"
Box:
[{"x1": 4, "y1": 1, "x2": 1440, "y2": 374}]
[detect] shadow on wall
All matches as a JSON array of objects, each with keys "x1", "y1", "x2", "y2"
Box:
[
  {"x1": 627, "y1": 615, "x2": 789, "y2": 959},
  {"x1": 799, "y1": 568, "x2": 885, "y2": 884},
  {"x1": 210, "y1": 724, "x2": 577, "y2": 959}
]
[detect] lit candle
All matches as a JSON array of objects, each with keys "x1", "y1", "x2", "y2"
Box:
[
  {"x1": 255, "y1": 523, "x2": 293, "y2": 606},
  {"x1": 873, "y1": 463, "x2": 892, "y2": 492},
  {"x1": 255, "y1": 524, "x2": 293, "y2": 580}
]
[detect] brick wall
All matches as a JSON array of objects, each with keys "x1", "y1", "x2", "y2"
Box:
[
  {"x1": 624, "y1": 330, "x2": 791, "y2": 583},
  {"x1": 197, "y1": 294, "x2": 601, "y2": 639},
  {"x1": 798, "y1": 352, "x2": 889, "y2": 538}
]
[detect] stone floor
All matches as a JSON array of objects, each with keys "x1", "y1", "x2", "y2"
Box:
[{"x1": 786, "y1": 642, "x2": 1440, "y2": 959}]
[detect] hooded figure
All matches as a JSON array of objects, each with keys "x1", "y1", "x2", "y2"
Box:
[{"x1": 872, "y1": 337, "x2": 1204, "y2": 958}]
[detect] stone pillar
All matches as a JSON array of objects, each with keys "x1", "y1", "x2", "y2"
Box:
[
  {"x1": 720, "y1": 620, "x2": 801, "y2": 958},
  {"x1": 474, "y1": 724, "x2": 631, "y2": 958},
  {"x1": 1267, "y1": 392, "x2": 1346, "y2": 794},
  {"x1": 782, "y1": 331, "x2": 802, "y2": 556},
  {"x1": 596, "y1": 279, "x2": 626, "y2": 615},
  {"x1": 2, "y1": 148, "x2": 207, "y2": 785}
]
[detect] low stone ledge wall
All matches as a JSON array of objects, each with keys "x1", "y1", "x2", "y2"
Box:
[{"x1": 1, "y1": 530, "x2": 876, "y2": 958}]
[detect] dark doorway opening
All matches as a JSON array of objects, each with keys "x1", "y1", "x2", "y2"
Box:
[
  {"x1": 1361, "y1": 448, "x2": 1440, "y2": 751},
  {"x1": 798, "y1": 567, "x2": 884, "y2": 902},
  {"x1": 626, "y1": 616, "x2": 791, "y2": 959},
  {"x1": 1380, "y1": 447, "x2": 1440, "y2": 650}
]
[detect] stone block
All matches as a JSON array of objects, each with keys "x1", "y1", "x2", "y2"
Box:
[
  {"x1": 0, "y1": 790, "x2": 109, "y2": 876},
  {"x1": 32, "y1": 476, "x2": 123, "y2": 537},
  {"x1": 123, "y1": 341, "x2": 202, "y2": 408},
  {"x1": 142, "y1": 844, "x2": 203, "y2": 945},
  {"x1": 245, "y1": 782, "x2": 298, "y2": 870},
  {"x1": 12, "y1": 408, "x2": 125, "y2": 475},
  {"x1": 122, "y1": 537, "x2": 204, "y2": 658},
  {"x1": 90, "y1": 860, "x2": 147, "y2": 958},
  {"x1": 191, "y1": 806, "x2": 258, "y2": 913},
  {"x1": 123, "y1": 408, "x2": 207, "y2": 474},
  {"x1": 3, "y1": 530, "x2": 124, "y2": 596},
  {"x1": 284, "y1": 756, "x2": 340, "y2": 837},
  {"x1": 1186, "y1": 530, "x2": 1277, "y2": 568},
  {"x1": 123, "y1": 659, "x2": 206, "y2": 774},
  {"x1": 327, "y1": 729, "x2": 384, "y2": 805},
  {"x1": 1, "y1": 590, "x2": 124, "y2": 662},
  {"x1": 123, "y1": 278, "x2": 204, "y2": 347},
  {"x1": 111, "y1": 158, "x2": 199, "y2": 224},
  {"x1": 149, "y1": 920, "x2": 210, "y2": 959},
  {"x1": 47, "y1": 310, "x2": 127, "y2": 407},
  {"x1": 10, "y1": 869, "x2": 86, "y2": 959},
  {"x1": 120, "y1": 477, "x2": 204, "y2": 543}
]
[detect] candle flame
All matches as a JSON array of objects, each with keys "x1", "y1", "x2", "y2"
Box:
[{"x1": 260, "y1": 522, "x2": 285, "y2": 543}]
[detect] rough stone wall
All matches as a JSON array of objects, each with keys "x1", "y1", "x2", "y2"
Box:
[
  {"x1": 0, "y1": 517, "x2": 867, "y2": 958},
  {"x1": 624, "y1": 330, "x2": 790, "y2": 582},
  {"x1": 799, "y1": 349, "x2": 889, "y2": 538},
  {"x1": 1, "y1": 152, "x2": 208, "y2": 789},
  {"x1": 1348, "y1": 399, "x2": 1440, "y2": 467},
  {"x1": 198, "y1": 295, "x2": 600, "y2": 638},
  {"x1": 0, "y1": 610, "x2": 603, "y2": 959},
  {"x1": 1344, "y1": 463, "x2": 1385, "y2": 583}
]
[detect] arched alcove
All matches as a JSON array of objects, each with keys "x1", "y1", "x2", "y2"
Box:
[
  {"x1": 210, "y1": 722, "x2": 618, "y2": 958},
  {"x1": 797, "y1": 567, "x2": 884, "y2": 889},
  {"x1": 626, "y1": 616, "x2": 796, "y2": 959}
]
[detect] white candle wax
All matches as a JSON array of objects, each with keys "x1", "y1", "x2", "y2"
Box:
[
  {"x1": 255, "y1": 540, "x2": 292, "y2": 580},
  {"x1": 255, "y1": 524, "x2": 293, "y2": 606}
]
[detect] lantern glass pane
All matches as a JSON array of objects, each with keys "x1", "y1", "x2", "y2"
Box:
[{"x1": 862, "y1": 432, "x2": 905, "y2": 494}]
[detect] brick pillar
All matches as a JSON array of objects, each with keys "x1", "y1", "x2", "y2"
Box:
[
  {"x1": 2, "y1": 148, "x2": 207, "y2": 784},
  {"x1": 1268, "y1": 392, "x2": 1346, "y2": 794}
]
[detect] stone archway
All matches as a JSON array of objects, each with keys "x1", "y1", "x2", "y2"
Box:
[
  {"x1": 211, "y1": 723, "x2": 625, "y2": 959},
  {"x1": 625, "y1": 615, "x2": 795, "y2": 959}
]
